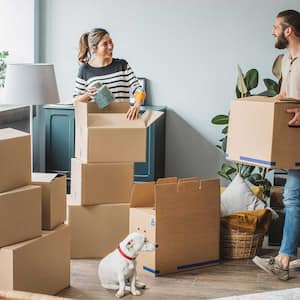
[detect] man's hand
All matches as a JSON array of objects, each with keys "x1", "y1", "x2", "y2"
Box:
[{"x1": 287, "y1": 108, "x2": 300, "y2": 126}]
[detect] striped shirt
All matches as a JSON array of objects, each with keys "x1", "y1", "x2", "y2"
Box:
[{"x1": 73, "y1": 58, "x2": 144, "y2": 101}]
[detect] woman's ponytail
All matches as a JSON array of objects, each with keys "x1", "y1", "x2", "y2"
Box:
[{"x1": 78, "y1": 32, "x2": 90, "y2": 63}]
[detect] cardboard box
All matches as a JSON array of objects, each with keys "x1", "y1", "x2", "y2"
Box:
[
  {"x1": 32, "y1": 173, "x2": 66, "y2": 230},
  {"x1": 130, "y1": 177, "x2": 220, "y2": 276},
  {"x1": 0, "y1": 225, "x2": 70, "y2": 295},
  {"x1": 0, "y1": 128, "x2": 31, "y2": 193},
  {"x1": 0, "y1": 290, "x2": 74, "y2": 300},
  {"x1": 226, "y1": 96, "x2": 300, "y2": 169},
  {"x1": 75, "y1": 102, "x2": 163, "y2": 162},
  {"x1": 0, "y1": 185, "x2": 42, "y2": 248},
  {"x1": 67, "y1": 196, "x2": 129, "y2": 258},
  {"x1": 70, "y1": 158, "x2": 133, "y2": 205}
]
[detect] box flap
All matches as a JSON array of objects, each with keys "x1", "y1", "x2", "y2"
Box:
[
  {"x1": 156, "y1": 177, "x2": 178, "y2": 184},
  {"x1": 140, "y1": 110, "x2": 164, "y2": 127},
  {"x1": 0, "y1": 128, "x2": 30, "y2": 141},
  {"x1": 88, "y1": 113, "x2": 146, "y2": 128},
  {"x1": 32, "y1": 172, "x2": 58, "y2": 183},
  {"x1": 130, "y1": 182, "x2": 155, "y2": 208},
  {"x1": 76, "y1": 101, "x2": 130, "y2": 113}
]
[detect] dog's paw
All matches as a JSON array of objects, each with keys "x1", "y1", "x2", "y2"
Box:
[
  {"x1": 131, "y1": 289, "x2": 141, "y2": 296},
  {"x1": 115, "y1": 290, "x2": 125, "y2": 298},
  {"x1": 135, "y1": 281, "x2": 146, "y2": 289}
]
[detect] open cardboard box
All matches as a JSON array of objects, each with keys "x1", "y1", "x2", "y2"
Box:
[
  {"x1": 227, "y1": 96, "x2": 300, "y2": 169},
  {"x1": 75, "y1": 102, "x2": 163, "y2": 162},
  {"x1": 32, "y1": 173, "x2": 66, "y2": 230},
  {"x1": 130, "y1": 177, "x2": 220, "y2": 276}
]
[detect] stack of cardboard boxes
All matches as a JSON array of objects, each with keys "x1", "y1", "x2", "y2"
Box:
[
  {"x1": 67, "y1": 102, "x2": 162, "y2": 258},
  {"x1": 0, "y1": 128, "x2": 70, "y2": 295}
]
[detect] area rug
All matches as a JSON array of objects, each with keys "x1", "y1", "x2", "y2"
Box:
[{"x1": 213, "y1": 288, "x2": 300, "y2": 300}]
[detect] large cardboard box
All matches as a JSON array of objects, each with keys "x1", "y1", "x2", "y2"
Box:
[
  {"x1": 75, "y1": 102, "x2": 163, "y2": 162},
  {"x1": 70, "y1": 158, "x2": 133, "y2": 205},
  {"x1": 0, "y1": 128, "x2": 31, "y2": 193},
  {"x1": 67, "y1": 196, "x2": 129, "y2": 258},
  {"x1": 129, "y1": 177, "x2": 220, "y2": 276},
  {"x1": 0, "y1": 185, "x2": 42, "y2": 248},
  {"x1": 32, "y1": 173, "x2": 66, "y2": 230},
  {"x1": 0, "y1": 225, "x2": 70, "y2": 295},
  {"x1": 226, "y1": 96, "x2": 300, "y2": 169}
]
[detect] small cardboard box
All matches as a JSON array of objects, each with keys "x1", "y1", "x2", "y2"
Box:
[
  {"x1": 227, "y1": 96, "x2": 300, "y2": 169},
  {"x1": 0, "y1": 185, "x2": 42, "y2": 248},
  {"x1": 75, "y1": 102, "x2": 163, "y2": 163},
  {"x1": 0, "y1": 224, "x2": 70, "y2": 295},
  {"x1": 0, "y1": 128, "x2": 31, "y2": 193},
  {"x1": 70, "y1": 158, "x2": 133, "y2": 205},
  {"x1": 32, "y1": 173, "x2": 66, "y2": 230},
  {"x1": 67, "y1": 196, "x2": 129, "y2": 258},
  {"x1": 130, "y1": 177, "x2": 220, "y2": 276}
]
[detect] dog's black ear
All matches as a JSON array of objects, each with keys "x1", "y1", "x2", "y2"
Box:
[{"x1": 126, "y1": 239, "x2": 134, "y2": 250}]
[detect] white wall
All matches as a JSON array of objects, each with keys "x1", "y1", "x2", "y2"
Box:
[
  {"x1": 0, "y1": 0, "x2": 35, "y2": 63},
  {"x1": 39, "y1": 0, "x2": 300, "y2": 179}
]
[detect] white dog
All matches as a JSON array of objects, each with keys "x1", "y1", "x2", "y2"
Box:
[{"x1": 98, "y1": 232, "x2": 156, "y2": 298}]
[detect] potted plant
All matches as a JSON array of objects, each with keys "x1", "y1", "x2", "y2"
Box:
[{"x1": 0, "y1": 50, "x2": 9, "y2": 102}]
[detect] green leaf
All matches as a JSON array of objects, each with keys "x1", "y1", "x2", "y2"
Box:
[
  {"x1": 217, "y1": 171, "x2": 232, "y2": 182},
  {"x1": 247, "y1": 173, "x2": 263, "y2": 185},
  {"x1": 235, "y1": 85, "x2": 242, "y2": 98},
  {"x1": 237, "y1": 65, "x2": 248, "y2": 96},
  {"x1": 244, "y1": 69, "x2": 259, "y2": 90},
  {"x1": 222, "y1": 126, "x2": 228, "y2": 134},
  {"x1": 263, "y1": 79, "x2": 280, "y2": 93},
  {"x1": 272, "y1": 54, "x2": 284, "y2": 80},
  {"x1": 240, "y1": 165, "x2": 255, "y2": 179},
  {"x1": 222, "y1": 136, "x2": 227, "y2": 152},
  {"x1": 216, "y1": 145, "x2": 222, "y2": 150},
  {"x1": 211, "y1": 115, "x2": 229, "y2": 125},
  {"x1": 221, "y1": 163, "x2": 237, "y2": 175}
]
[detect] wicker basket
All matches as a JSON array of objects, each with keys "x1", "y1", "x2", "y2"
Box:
[{"x1": 221, "y1": 227, "x2": 264, "y2": 259}]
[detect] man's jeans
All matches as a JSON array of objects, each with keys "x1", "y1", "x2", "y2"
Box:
[{"x1": 280, "y1": 169, "x2": 300, "y2": 257}]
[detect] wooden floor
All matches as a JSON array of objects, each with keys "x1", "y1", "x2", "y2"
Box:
[{"x1": 58, "y1": 248, "x2": 300, "y2": 300}]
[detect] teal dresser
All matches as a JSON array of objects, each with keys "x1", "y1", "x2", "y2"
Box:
[{"x1": 43, "y1": 104, "x2": 166, "y2": 192}]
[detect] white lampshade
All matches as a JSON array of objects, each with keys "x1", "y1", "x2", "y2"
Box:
[{"x1": 3, "y1": 63, "x2": 59, "y2": 105}]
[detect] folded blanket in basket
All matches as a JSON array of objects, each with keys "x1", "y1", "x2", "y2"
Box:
[{"x1": 221, "y1": 208, "x2": 272, "y2": 234}]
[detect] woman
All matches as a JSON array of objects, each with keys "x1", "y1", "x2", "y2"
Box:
[{"x1": 73, "y1": 28, "x2": 145, "y2": 120}]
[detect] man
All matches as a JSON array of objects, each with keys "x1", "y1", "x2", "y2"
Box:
[{"x1": 253, "y1": 9, "x2": 300, "y2": 281}]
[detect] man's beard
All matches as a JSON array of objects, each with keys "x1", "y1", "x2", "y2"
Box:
[{"x1": 275, "y1": 32, "x2": 289, "y2": 49}]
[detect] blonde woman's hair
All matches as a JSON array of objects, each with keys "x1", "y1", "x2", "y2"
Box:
[{"x1": 78, "y1": 28, "x2": 109, "y2": 63}]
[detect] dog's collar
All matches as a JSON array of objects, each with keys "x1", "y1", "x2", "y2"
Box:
[{"x1": 117, "y1": 246, "x2": 136, "y2": 261}]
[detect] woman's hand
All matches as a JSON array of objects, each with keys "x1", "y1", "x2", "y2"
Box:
[
  {"x1": 86, "y1": 86, "x2": 97, "y2": 98},
  {"x1": 126, "y1": 103, "x2": 141, "y2": 120}
]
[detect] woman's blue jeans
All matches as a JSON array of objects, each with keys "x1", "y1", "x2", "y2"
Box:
[{"x1": 279, "y1": 169, "x2": 300, "y2": 257}]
